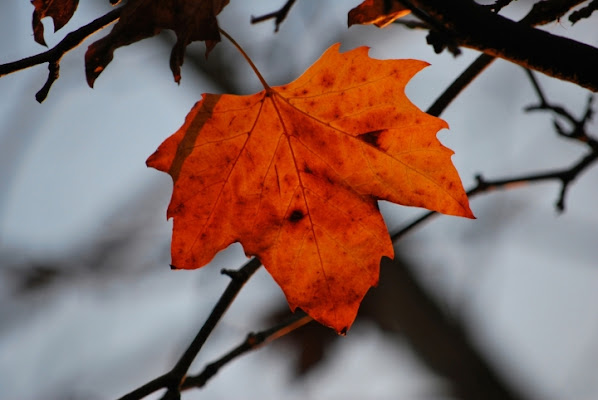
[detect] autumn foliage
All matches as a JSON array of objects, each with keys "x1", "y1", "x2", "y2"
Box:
[{"x1": 147, "y1": 43, "x2": 473, "y2": 332}]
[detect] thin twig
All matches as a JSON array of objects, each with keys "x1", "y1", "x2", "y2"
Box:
[
  {"x1": 393, "y1": 70, "x2": 597, "y2": 240},
  {"x1": 426, "y1": 53, "x2": 495, "y2": 117},
  {"x1": 0, "y1": 7, "x2": 122, "y2": 102},
  {"x1": 117, "y1": 258, "x2": 262, "y2": 400},
  {"x1": 250, "y1": 0, "x2": 297, "y2": 32},
  {"x1": 525, "y1": 70, "x2": 597, "y2": 147},
  {"x1": 181, "y1": 313, "x2": 312, "y2": 391},
  {"x1": 392, "y1": 150, "x2": 598, "y2": 241}
]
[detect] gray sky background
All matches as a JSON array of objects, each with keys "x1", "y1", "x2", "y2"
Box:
[{"x1": 1, "y1": 1, "x2": 598, "y2": 399}]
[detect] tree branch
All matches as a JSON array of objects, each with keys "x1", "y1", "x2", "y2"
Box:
[
  {"x1": 393, "y1": 148, "x2": 598, "y2": 239},
  {"x1": 181, "y1": 313, "x2": 312, "y2": 391},
  {"x1": 524, "y1": 70, "x2": 596, "y2": 148},
  {"x1": 0, "y1": 7, "x2": 122, "y2": 102},
  {"x1": 426, "y1": 53, "x2": 495, "y2": 117},
  {"x1": 402, "y1": 0, "x2": 598, "y2": 91},
  {"x1": 250, "y1": 0, "x2": 297, "y2": 32},
  {"x1": 117, "y1": 257, "x2": 262, "y2": 400}
]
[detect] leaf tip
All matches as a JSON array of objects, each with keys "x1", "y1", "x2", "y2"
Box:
[
  {"x1": 329, "y1": 42, "x2": 342, "y2": 53},
  {"x1": 464, "y1": 207, "x2": 476, "y2": 219},
  {"x1": 85, "y1": 42, "x2": 112, "y2": 88},
  {"x1": 453, "y1": 200, "x2": 476, "y2": 220}
]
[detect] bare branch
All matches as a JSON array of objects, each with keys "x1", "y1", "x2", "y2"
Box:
[
  {"x1": 525, "y1": 70, "x2": 596, "y2": 147},
  {"x1": 392, "y1": 149, "x2": 598, "y2": 240},
  {"x1": 117, "y1": 258, "x2": 262, "y2": 400},
  {"x1": 250, "y1": 0, "x2": 297, "y2": 32},
  {"x1": 426, "y1": 53, "x2": 494, "y2": 117},
  {"x1": 181, "y1": 313, "x2": 312, "y2": 392},
  {"x1": 0, "y1": 7, "x2": 122, "y2": 102}
]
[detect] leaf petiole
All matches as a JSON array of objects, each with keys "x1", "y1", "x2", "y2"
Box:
[{"x1": 219, "y1": 28, "x2": 271, "y2": 91}]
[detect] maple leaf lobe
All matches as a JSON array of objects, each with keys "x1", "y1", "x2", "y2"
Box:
[
  {"x1": 31, "y1": 0, "x2": 80, "y2": 46},
  {"x1": 147, "y1": 43, "x2": 473, "y2": 333}
]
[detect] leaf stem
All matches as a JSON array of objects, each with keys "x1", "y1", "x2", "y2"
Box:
[{"x1": 219, "y1": 28, "x2": 271, "y2": 90}]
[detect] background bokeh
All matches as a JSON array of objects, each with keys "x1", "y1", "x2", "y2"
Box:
[{"x1": 1, "y1": 1, "x2": 598, "y2": 399}]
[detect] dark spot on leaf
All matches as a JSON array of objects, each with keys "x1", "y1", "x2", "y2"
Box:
[
  {"x1": 170, "y1": 264, "x2": 178, "y2": 270},
  {"x1": 321, "y1": 73, "x2": 335, "y2": 87},
  {"x1": 289, "y1": 210, "x2": 304, "y2": 223},
  {"x1": 357, "y1": 130, "x2": 384, "y2": 148},
  {"x1": 303, "y1": 164, "x2": 313, "y2": 174}
]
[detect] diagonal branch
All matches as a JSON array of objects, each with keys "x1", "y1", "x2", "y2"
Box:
[
  {"x1": 181, "y1": 312, "x2": 312, "y2": 391},
  {"x1": 117, "y1": 258, "x2": 262, "y2": 400},
  {"x1": 426, "y1": 53, "x2": 495, "y2": 117},
  {"x1": 0, "y1": 7, "x2": 122, "y2": 102}
]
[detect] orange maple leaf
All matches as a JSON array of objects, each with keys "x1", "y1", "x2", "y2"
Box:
[
  {"x1": 348, "y1": 0, "x2": 411, "y2": 28},
  {"x1": 31, "y1": 0, "x2": 79, "y2": 46},
  {"x1": 85, "y1": 0, "x2": 229, "y2": 87},
  {"x1": 147, "y1": 43, "x2": 473, "y2": 333}
]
